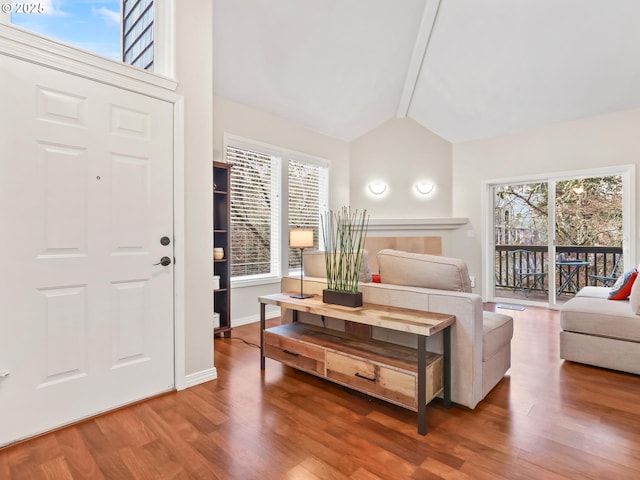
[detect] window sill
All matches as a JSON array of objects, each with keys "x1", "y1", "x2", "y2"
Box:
[{"x1": 231, "y1": 276, "x2": 281, "y2": 289}]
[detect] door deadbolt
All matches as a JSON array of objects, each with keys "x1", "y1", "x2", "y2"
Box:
[
  {"x1": 154, "y1": 256, "x2": 172, "y2": 266},
  {"x1": 160, "y1": 236, "x2": 171, "y2": 246}
]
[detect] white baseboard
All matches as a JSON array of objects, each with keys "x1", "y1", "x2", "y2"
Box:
[
  {"x1": 179, "y1": 367, "x2": 218, "y2": 390},
  {"x1": 179, "y1": 309, "x2": 278, "y2": 390},
  {"x1": 232, "y1": 307, "x2": 280, "y2": 327}
]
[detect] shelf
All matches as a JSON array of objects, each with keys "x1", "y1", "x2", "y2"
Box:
[
  {"x1": 264, "y1": 322, "x2": 443, "y2": 412},
  {"x1": 368, "y1": 217, "x2": 469, "y2": 234}
]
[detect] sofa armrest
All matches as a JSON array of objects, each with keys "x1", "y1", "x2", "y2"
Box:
[
  {"x1": 280, "y1": 276, "x2": 329, "y2": 325},
  {"x1": 360, "y1": 282, "x2": 485, "y2": 409},
  {"x1": 281, "y1": 275, "x2": 327, "y2": 295}
]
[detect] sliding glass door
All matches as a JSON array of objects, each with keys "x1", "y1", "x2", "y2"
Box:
[
  {"x1": 490, "y1": 168, "x2": 631, "y2": 307},
  {"x1": 553, "y1": 177, "x2": 623, "y2": 302},
  {"x1": 494, "y1": 182, "x2": 549, "y2": 302}
]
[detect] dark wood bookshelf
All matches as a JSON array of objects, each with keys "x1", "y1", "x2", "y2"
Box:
[{"x1": 213, "y1": 161, "x2": 232, "y2": 337}]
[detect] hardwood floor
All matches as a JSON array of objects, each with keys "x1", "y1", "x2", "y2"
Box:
[{"x1": 2, "y1": 306, "x2": 640, "y2": 479}]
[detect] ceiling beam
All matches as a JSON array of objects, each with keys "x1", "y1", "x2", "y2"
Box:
[{"x1": 396, "y1": 0, "x2": 441, "y2": 117}]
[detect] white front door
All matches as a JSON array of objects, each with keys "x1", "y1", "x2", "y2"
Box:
[{"x1": 0, "y1": 55, "x2": 175, "y2": 446}]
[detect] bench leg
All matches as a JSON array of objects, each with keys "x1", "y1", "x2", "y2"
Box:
[{"x1": 417, "y1": 335, "x2": 426, "y2": 435}]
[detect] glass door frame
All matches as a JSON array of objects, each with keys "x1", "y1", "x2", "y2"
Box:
[{"x1": 483, "y1": 165, "x2": 635, "y2": 308}]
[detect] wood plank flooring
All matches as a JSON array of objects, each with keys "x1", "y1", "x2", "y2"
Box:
[{"x1": 2, "y1": 305, "x2": 640, "y2": 479}]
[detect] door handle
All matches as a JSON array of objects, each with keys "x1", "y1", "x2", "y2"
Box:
[
  {"x1": 154, "y1": 256, "x2": 172, "y2": 266},
  {"x1": 0, "y1": 371, "x2": 9, "y2": 379}
]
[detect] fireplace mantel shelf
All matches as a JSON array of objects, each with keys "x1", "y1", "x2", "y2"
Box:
[{"x1": 368, "y1": 218, "x2": 468, "y2": 232}]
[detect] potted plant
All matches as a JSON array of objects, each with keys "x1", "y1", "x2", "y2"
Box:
[{"x1": 321, "y1": 206, "x2": 370, "y2": 307}]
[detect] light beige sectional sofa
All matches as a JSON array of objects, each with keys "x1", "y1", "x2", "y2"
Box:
[
  {"x1": 281, "y1": 249, "x2": 513, "y2": 409},
  {"x1": 560, "y1": 285, "x2": 640, "y2": 374}
]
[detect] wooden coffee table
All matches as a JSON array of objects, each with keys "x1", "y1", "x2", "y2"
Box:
[{"x1": 258, "y1": 293, "x2": 455, "y2": 435}]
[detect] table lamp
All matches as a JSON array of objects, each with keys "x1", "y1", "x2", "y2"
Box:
[{"x1": 289, "y1": 228, "x2": 314, "y2": 299}]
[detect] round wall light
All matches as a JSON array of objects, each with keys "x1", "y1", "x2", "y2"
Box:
[
  {"x1": 368, "y1": 181, "x2": 387, "y2": 195},
  {"x1": 415, "y1": 182, "x2": 435, "y2": 195}
]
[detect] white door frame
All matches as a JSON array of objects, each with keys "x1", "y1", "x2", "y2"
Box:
[
  {"x1": 0, "y1": 25, "x2": 187, "y2": 390},
  {"x1": 482, "y1": 164, "x2": 636, "y2": 307}
]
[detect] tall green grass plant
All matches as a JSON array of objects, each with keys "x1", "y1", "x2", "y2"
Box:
[{"x1": 321, "y1": 207, "x2": 370, "y2": 293}]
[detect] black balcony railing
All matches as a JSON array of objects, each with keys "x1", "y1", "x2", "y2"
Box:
[{"x1": 495, "y1": 245, "x2": 623, "y2": 295}]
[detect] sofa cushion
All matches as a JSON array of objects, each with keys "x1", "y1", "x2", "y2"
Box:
[
  {"x1": 608, "y1": 269, "x2": 637, "y2": 300},
  {"x1": 377, "y1": 249, "x2": 472, "y2": 293},
  {"x1": 302, "y1": 250, "x2": 325, "y2": 278},
  {"x1": 482, "y1": 312, "x2": 514, "y2": 361},
  {"x1": 360, "y1": 250, "x2": 373, "y2": 283},
  {"x1": 560, "y1": 296, "x2": 640, "y2": 342},
  {"x1": 576, "y1": 286, "x2": 611, "y2": 299},
  {"x1": 303, "y1": 250, "x2": 372, "y2": 283}
]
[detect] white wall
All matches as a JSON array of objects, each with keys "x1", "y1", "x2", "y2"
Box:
[
  {"x1": 212, "y1": 96, "x2": 351, "y2": 324},
  {"x1": 350, "y1": 117, "x2": 452, "y2": 219},
  {"x1": 175, "y1": 1, "x2": 215, "y2": 377},
  {"x1": 212, "y1": 93, "x2": 640, "y2": 318},
  {"x1": 451, "y1": 108, "x2": 640, "y2": 296},
  {"x1": 349, "y1": 118, "x2": 462, "y2": 256}
]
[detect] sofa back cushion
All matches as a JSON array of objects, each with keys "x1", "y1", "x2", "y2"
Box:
[
  {"x1": 377, "y1": 249, "x2": 472, "y2": 293},
  {"x1": 303, "y1": 250, "x2": 372, "y2": 283}
]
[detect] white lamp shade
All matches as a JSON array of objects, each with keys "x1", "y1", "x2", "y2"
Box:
[
  {"x1": 289, "y1": 229, "x2": 314, "y2": 248},
  {"x1": 416, "y1": 182, "x2": 435, "y2": 195},
  {"x1": 368, "y1": 181, "x2": 387, "y2": 195}
]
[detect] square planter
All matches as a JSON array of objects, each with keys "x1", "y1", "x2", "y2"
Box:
[{"x1": 322, "y1": 289, "x2": 363, "y2": 308}]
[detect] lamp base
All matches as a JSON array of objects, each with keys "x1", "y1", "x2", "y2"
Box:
[{"x1": 290, "y1": 293, "x2": 313, "y2": 299}]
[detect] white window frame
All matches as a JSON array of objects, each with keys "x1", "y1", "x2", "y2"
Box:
[{"x1": 224, "y1": 134, "x2": 331, "y2": 288}]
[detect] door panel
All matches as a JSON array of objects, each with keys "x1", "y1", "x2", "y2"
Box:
[
  {"x1": 554, "y1": 177, "x2": 623, "y2": 301},
  {"x1": 493, "y1": 182, "x2": 549, "y2": 302},
  {"x1": 0, "y1": 55, "x2": 174, "y2": 446},
  {"x1": 42, "y1": 144, "x2": 88, "y2": 250},
  {"x1": 39, "y1": 285, "x2": 88, "y2": 387}
]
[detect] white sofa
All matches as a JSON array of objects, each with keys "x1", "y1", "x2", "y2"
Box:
[
  {"x1": 560, "y1": 286, "x2": 640, "y2": 374},
  {"x1": 281, "y1": 249, "x2": 513, "y2": 409}
]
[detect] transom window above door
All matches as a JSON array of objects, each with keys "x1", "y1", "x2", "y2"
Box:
[{"x1": 2, "y1": 0, "x2": 157, "y2": 71}]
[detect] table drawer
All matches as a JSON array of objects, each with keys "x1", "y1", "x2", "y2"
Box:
[
  {"x1": 264, "y1": 330, "x2": 325, "y2": 375},
  {"x1": 326, "y1": 351, "x2": 416, "y2": 407}
]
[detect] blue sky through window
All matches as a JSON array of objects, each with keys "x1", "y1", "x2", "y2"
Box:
[{"x1": 10, "y1": 1, "x2": 121, "y2": 60}]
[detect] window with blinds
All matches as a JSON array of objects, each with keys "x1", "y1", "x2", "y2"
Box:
[
  {"x1": 225, "y1": 137, "x2": 330, "y2": 283},
  {"x1": 227, "y1": 146, "x2": 281, "y2": 279},
  {"x1": 288, "y1": 160, "x2": 329, "y2": 270}
]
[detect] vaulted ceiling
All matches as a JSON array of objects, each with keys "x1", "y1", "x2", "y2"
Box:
[{"x1": 212, "y1": 0, "x2": 640, "y2": 143}]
